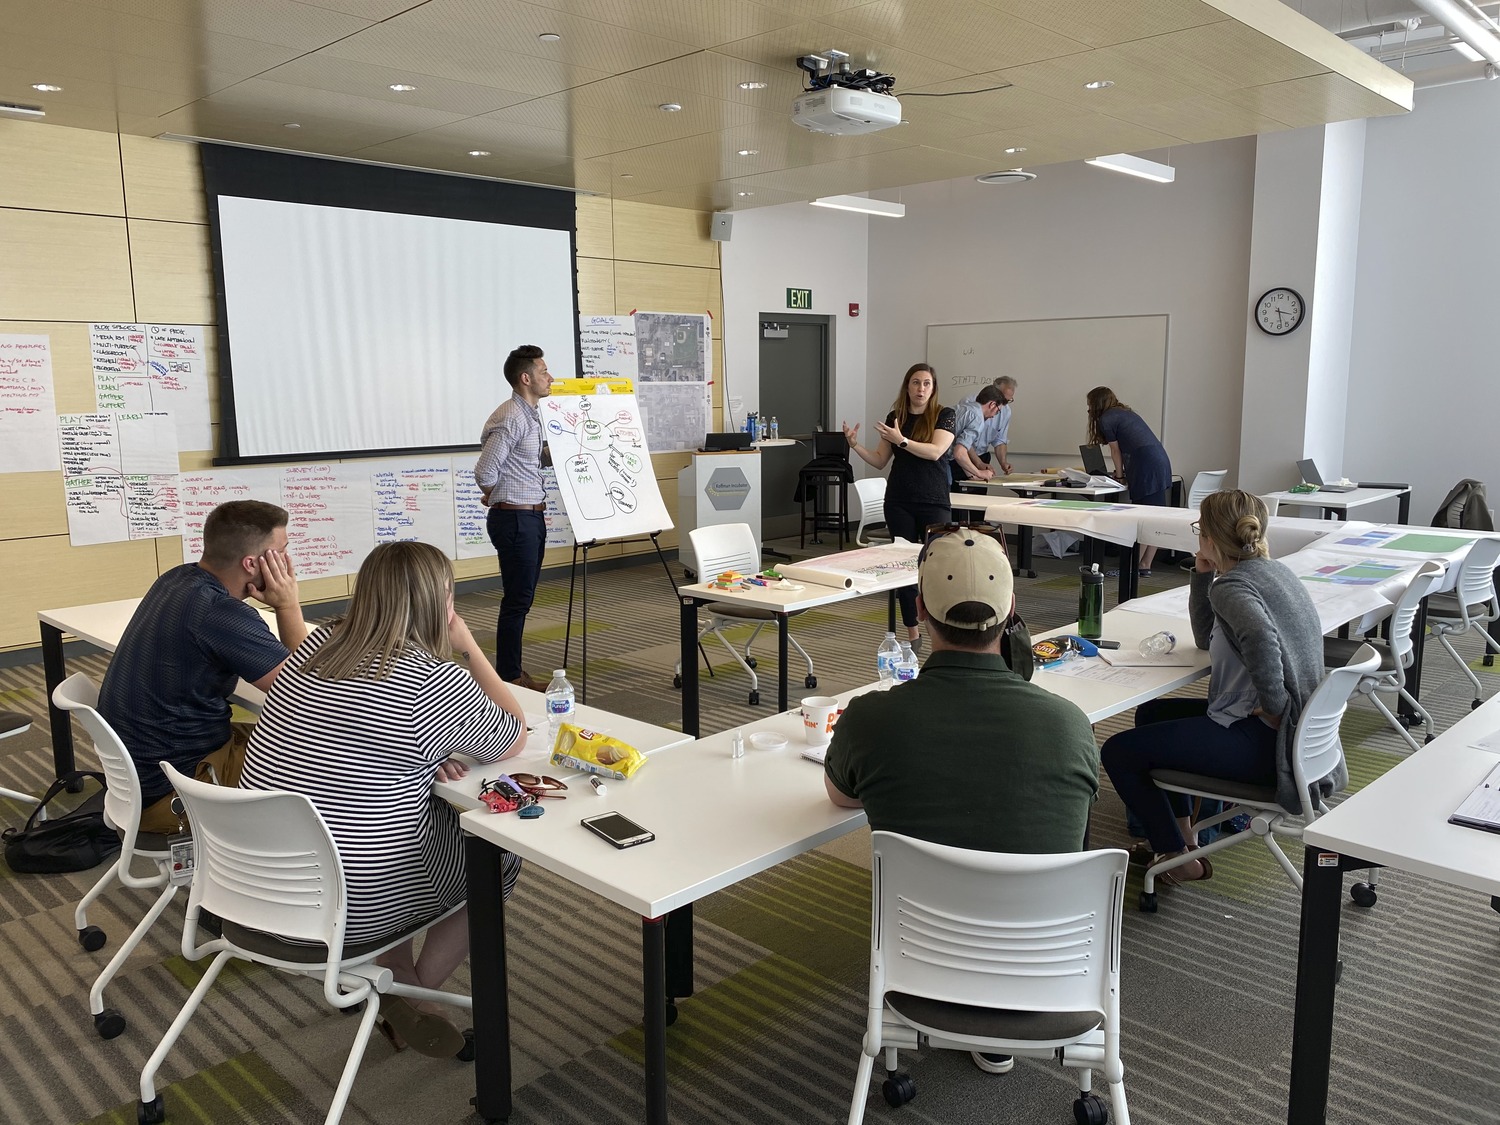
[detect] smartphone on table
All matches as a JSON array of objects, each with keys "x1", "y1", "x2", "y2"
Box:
[{"x1": 581, "y1": 812, "x2": 655, "y2": 849}]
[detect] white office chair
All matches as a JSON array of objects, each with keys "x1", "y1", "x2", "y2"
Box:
[
  {"x1": 849, "y1": 833, "x2": 1130, "y2": 1125},
  {"x1": 1258, "y1": 493, "x2": 1282, "y2": 517},
  {"x1": 0, "y1": 711, "x2": 41, "y2": 813},
  {"x1": 1425, "y1": 537, "x2": 1500, "y2": 710},
  {"x1": 673, "y1": 523, "x2": 815, "y2": 705},
  {"x1": 137, "y1": 763, "x2": 473, "y2": 1125},
  {"x1": 53, "y1": 672, "x2": 179, "y2": 1040},
  {"x1": 1322, "y1": 560, "x2": 1445, "y2": 754},
  {"x1": 851, "y1": 477, "x2": 889, "y2": 545},
  {"x1": 1185, "y1": 469, "x2": 1228, "y2": 511},
  {"x1": 1142, "y1": 645, "x2": 1381, "y2": 912}
]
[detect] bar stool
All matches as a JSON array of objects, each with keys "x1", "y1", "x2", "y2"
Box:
[{"x1": 798, "y1": 467, "x2": 849, "y2": 548}]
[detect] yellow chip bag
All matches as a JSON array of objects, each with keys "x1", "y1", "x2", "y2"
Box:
[{"x1": 550, "y1": 723, "x2": 647, "y2": 780}]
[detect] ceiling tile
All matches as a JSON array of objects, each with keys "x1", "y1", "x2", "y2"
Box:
[
  {"x1": 1116, "y1": 91, "x2": 1293, "y2": 143},
  {"x1": 189, "y1": 78, "x2": 471, "y2": 133},
  {"x1": 83, "y1": 0, "x2": 374, "y2": 49},
  {"x1": 625, "y1": 52, "x2": 806, "y2": 108},
  {"x1": 822, "y1": 0, "x2": 1091, "y2": 74},
  {"x1": 1109, "y1": 19, "x2": 1329, "y2": 93},
  {"x1": 978, "y1": 0, "x2": 1227, "y2": 48},
  {"x1": 513, "y1": 0, "x2": 802, "y2": 49},
  {"x1": 258, "y1": 55, "x2": 539, "y2": 117},
  {"x1": 714, "y1": 19, "x2": 971, "y2": 87},
  {"x1": 1219, "y1": 70, "x2": 1413, "y2": 128},
  {"x1": 996, "y1": 42, "x2": 1209, "y2": 111}
]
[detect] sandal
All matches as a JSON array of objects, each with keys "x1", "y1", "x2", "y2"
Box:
[
  {"x1": 1154, "y1": 851, "x2": 1214, "y2": 887},
  {"x1": 379, "y1": 996, "x2": 466, "y2": 1059},
  {"x1": 1128, "y1": 842, "x2": 1154, "y2": 867}
]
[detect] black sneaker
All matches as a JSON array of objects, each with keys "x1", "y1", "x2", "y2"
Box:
[{"x1": 970, "y1": 1051, "x2": 1015, "y2": 1074}]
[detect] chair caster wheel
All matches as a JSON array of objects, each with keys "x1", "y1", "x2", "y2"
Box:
[
  {"x1": 138, "y1": 1095, "x2": 165, "y2": 1124},
  {"x1": 1073, "y1": 1093, "x2": 1109, "y2": 1125},
  {"x1": 881, "y1": 1072, "x2": 916, "y2": 1108},
  {"x1": 95, "y1": 1008, "x2": 126, "y2": 1039},
  {"x1": 1138, "y1": 891, "x2": 1158, "y2": 913},
  {"x1": 339, "y1": 1000, "x2": 366, "y2": 1015},
  {"x1": 455, "y1": 1028, "x2": 475, "y2": 1062},
  {"x1": 748, "y1": 691, "x2": 760, "y2": 705},
  {"x1": 1334, "y1": 958, "x2": 1344, "y2": 984},
  {"x1": 79, "y1": 925, "x2": 107, "y2": 952},
  {"x1": 665, "y1": 1001, "x2": 678, "y2": 1027},
  {"x1": 746, "y1": 657, "x2": 757, "y2": 669},
  {"x1": 805, "y1": 675, "x2": 818, "y2": 689},
  {"x1": 1350, "y1": 882, "x2": 1378, "y2": 908},
  {"x1": 1474, "y1": 699, "x2": 1484, "y2": 711},
  {"x1": 1424, "y1": 733, "x2": 1435, "y2": 744},
  {"x1": 672, "y1": 674, "x2": 681, "y2": 689}
]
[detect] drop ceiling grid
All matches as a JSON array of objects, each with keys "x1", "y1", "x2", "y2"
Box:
[
  {"x1": 505, "y1": 0, "x2": 805, "y2": 49},
  {"x1": 87, "y1": 0, "x2": 377, "y2": 49},
  {"x1": 979, "y1": 0, "x2": 1230, "y2": 47},
  {"x1": 255, "y1": 56, "x2": 541, "y2": 117},
  {"x1": 816, "y1": 0, "x2": 1093, "y2": 74}
]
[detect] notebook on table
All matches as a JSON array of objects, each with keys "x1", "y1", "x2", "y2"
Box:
[
  {"x1": 1450, "y1": 760, "x2": 1500, "y2": 834},
  {"x1": 1296, "y1": 458, "x2": 1356, "y2": 493}
]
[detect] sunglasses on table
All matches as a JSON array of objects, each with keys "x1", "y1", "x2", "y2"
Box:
[
  {"x1": 919, "y1": 522, "x2": 1011, "y2": 562},
  {"x1": 509, "y1": 772, "x2": 569, "y2": 799}
]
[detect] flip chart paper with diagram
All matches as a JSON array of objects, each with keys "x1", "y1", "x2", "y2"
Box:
[
  {"x1": 0, "y1": 333, "x2": 62, "y2": 472},
  {"x1": 90, "y1": 323, "x2": 213, "y2": 451},
  {"x1": 540, "y1": 387, "x2": 671, "y2": 542},
  {"x1": 59, "y1": 411, "x2": 181, "y2": 545}
]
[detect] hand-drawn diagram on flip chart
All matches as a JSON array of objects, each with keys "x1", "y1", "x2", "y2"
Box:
[
  {"x1": 633, "y1": 311, "x2": 712, "y2": 452},
  {"x1": 179, "y1": 467, "x2": 284, "y2": 563},
  {"x1": 91, "y1": 323, "x2": 213, "y2": 451},
  {"x1": 541, "y1": 387, "x2": 671, "y2": 542},
  {"x1": 59, "y1": 412, "x2": 181, "y2": 545},
  {"x1": 0, "y1": 333, "x2": 62, "y2": 472}
]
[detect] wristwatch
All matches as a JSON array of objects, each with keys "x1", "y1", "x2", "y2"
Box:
[{"x1": 899, "y1": 439, "x2": 909, "y2": 449}]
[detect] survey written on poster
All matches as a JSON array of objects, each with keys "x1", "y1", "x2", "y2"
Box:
[
  {"x1": 91, "y1": 322, "x2": 213, "y2": 451},
  {"x1": 59, "y1": 412, "x2": 181, "y2": 545},
  {"x1": 0, "y1": 333, "x2": 62, "y2": 473}
]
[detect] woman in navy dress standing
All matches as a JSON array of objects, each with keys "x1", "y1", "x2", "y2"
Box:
[{"x1": 1087, "y1": 386, "x2": 1172, "y2": 574}]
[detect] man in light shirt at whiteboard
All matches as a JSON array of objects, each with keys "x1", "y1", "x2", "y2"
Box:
[
  {"x1": 475, "y1": 344, "x2": 553, "y2": 693},
  {"x1": 958, "y1": 375, "x2": 1017, "y2": 476}
]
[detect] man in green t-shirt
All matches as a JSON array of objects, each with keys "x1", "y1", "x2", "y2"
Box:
[{"x1": 824, "y1": 526, "x2": 1099, "y2": 1076}]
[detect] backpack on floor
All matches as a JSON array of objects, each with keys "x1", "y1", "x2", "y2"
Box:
[{"x1": 2, "y1": 771, "x2": 122, "y2": 874}]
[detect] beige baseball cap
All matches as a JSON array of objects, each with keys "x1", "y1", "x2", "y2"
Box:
[{"x1": 919, "y1": 529, "x2": 1014, "y2": 630}]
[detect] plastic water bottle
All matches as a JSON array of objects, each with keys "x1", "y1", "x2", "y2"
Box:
[
  {"x1": 769, "y1": 416, "x2": 779, "y2": 440},
  {"x1": 544, "y1": 669, "x2": 575, "y2": 744},
  {"x1": 894, "y1": 642, "x2": 920, "y2": 683},
  {"x1": 876, "y1": 632, "x2": 901, "y2": 684},
  {"x1": 1139, "y1": 631, "x2": 1177, "y2": 658}
]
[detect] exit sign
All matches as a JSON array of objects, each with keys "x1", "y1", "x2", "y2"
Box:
[{"x1": 786, "y1": 288, "x2": 813, "y2": 310}]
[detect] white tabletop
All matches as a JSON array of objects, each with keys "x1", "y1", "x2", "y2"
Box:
[
  {"x1": 1265, "y1": 487, "x2": 1408, "y2": 512},
  {"x1": 750, "y1": 438, "x2": 799, "y2": 448},
  {"x1": 1305, "y1": 692, "x2": 1500, "y2": 897},
  {"x1": 957, "y1": 494, "x2": 1143, "y2": 547},
  {"x1": 1031, "y1": 611, "x2": 1209, "y2": 724},
  {"x1": 679, "y1": 544, "x2": 919, "y2": 612}
]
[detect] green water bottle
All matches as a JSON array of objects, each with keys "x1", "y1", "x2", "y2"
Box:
[{"x1": 1078, "y1": 563, "x2": 1104, "y2": 639}]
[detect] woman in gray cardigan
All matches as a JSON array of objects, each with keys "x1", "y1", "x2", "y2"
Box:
[{"x1": 1102, "y1": 490, "x2": 1329, "y2": 881}]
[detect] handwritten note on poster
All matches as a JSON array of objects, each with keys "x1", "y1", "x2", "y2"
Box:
[
  {"x1": 179, "y1": 467, "x2": 284, "y2": 563},
  {"x1": 541, "y1": 390, "x2": 671, "y2": 543},
  {"x1": 0, "y1": 333, "x2": 62, "y2": 472},
  {"x1": 579, "y1": 316, "x2": 639, "y2": 381},
  {"x1": 91, "y1": 322, "x2": 213, "y2": 451},
  {"x1": 280, "y1": 464, "x2": 376, "y2": 579},
  {"x1": 59, "y1": 411, "x2": 181, "y2": 545},
  {"x1": 369, "y1": 461, "x2": 457, "y2": 558}
]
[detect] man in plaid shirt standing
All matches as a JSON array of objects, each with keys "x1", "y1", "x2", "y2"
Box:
[{"x1": 475, "y1": 344, "x2": 553, "y2": 691}]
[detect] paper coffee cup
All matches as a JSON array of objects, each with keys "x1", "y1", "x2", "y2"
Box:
[{"x1": 800, "y1": 696, "x2": 839, "y2": 747}]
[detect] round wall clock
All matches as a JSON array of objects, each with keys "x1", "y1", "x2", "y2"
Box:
[{"x1": 1254, "y1": 287, "x2": 1306, "y2": 335}]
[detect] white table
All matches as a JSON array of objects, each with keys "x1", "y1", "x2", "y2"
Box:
[
  {"x1": 955, "y1": 477, "x2": 1130, "y2": 580},
  {"x1": 1265, "y1": 485, "x2": 1411, "y2": 523},
  {"x1": 1289, "y1": 692, "x2": 1500, "y2": 1122}
]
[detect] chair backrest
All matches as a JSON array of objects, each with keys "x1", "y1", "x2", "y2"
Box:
[
  {"x1": 688, "y1": 522, "x2": 760, "y2": 580},
  {"x1": 1186, "y1": 470, "x2": 1228, "y2": 510},
  {"x1": 162, "y1": 763, "x2": 350, "y2": 965},
  {"x1": 853, "y1": 477, "x2": 886, "y2": 522},
  {"x1": 1258, "y1": 493, "x2": 1281, "y2": 517},
  {"x1": 1390, "y1": 560, "x2": 1447, "y2": 667},
  {"x1": 813, "y1": 431, "x2": 849, "y2": 460},
  {"x1": 869, "y1": 832, "x2": 1127, "y2": 1027},
  {"x1": 1292, "y1": 644, "x2": 1381, "y2": 816},
  {"x1": 51, "y1": 672, "x2": 144, "y2": 845},
  {"x1": 1452, "y1": 537, "x2": 1500, "y2": 622}
]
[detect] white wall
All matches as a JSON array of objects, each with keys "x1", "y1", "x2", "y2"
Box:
[
  {"x1": 720, "y1": 202, "x2": 869, "y2": 437},
  {"x1": 1345, "y1": 78, "x2": 1500, "y2": 519},
  {"x1": 864, "y1": 139, "x2": 1257, "y2": 488}
]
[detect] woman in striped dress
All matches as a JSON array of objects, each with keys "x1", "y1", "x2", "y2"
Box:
[{"x1": 241, "y1": 541, "x2": 527, "y2": 1056}]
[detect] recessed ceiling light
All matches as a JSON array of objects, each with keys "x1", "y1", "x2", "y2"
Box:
[
  {"x1": 737, "y1": 149, "x2": 759, "y2": 156},
  {"x1": 620, "y1": 173, "x2": 634, "y2": 179},
  {"x1": 738, "y1": 81, "x2": 768, "y2": 90},
  {"x1": 31, "y1": 83, "x2": 63, "y2": 93},
  {"x1": 737, "y1": 191, "x2": 754, "y2": 196},
  {"x1": 389, "y1": 83, "x2": 418, "y2": 92},
  {"x1": 1083, "y1": 79, "x2": 1115, "y2": 90},
  {"x1": 1004, "y1": 146, "x2": 1026, "y2": 154},
  {"x1": 468, "y1": 150, "x2": 491, "y2": 157},
  {"x1": 659, "y1": 102, "x2": 683, "y2": 112},
  {"x1": 538, "y1": 32, "x2": 561, "y2": 42},
  {"x1": 283, "y1": 122, "x2": 302, "y2": 129},
  {"x1": 976, "y1": 170, "x2": 1037, "y2": 185}
]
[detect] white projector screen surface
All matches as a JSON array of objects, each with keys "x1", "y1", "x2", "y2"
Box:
[{"x1": 217, "y1": 196, "x2": 577, "y2": 459}]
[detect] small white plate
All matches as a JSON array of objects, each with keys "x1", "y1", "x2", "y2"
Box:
[{"x1": 749, "y1": 731, "x2": 788, "y2": 751}]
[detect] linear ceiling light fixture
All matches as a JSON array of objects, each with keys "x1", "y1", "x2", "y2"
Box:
[
  {"x1": 0, "y1": 101, "x2": 46, "y2": 117},
  {"x1": 809, "y1": 194, "x2": 905, "y2": 217},
  {"x1": 1084, "y1": 152, "x2": 1175, "y2": 183}
]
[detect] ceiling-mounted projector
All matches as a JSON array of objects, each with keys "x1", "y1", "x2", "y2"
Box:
[{"x1": 792, "y1": 86, "x2": 902, "y2": 135}]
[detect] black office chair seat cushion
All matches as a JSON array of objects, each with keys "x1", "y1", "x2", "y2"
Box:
[
  {"x1": 1149, "y1": 769, "x2": 1277, "y2": 806},
  {"x1": 1425, "y1": 593, "x2": 1489, "y2": 620},
  {"x1": 794, "y1": 460, "x2": 852, "y2": 503},
  {"x1": 0, "y1": 711, "x2": 30, "y2": 738},
  {"x1": 1322, "y1": 636, "x2": 1396, "y2": 672},
  {"x1": 706, "y1": 602, "x2": 807, "y2": 623},
  {"x1": 223, "y1": 910, "x2": 443, "y2": 965},
  {"x1": 885, "y1": 991, "x2": 1101, "y2": 1043},
  {"x1": 122, "y1": 828, "x2": 175, "y2": 854}
]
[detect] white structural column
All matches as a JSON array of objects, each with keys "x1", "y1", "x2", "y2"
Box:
[{"x1": 1238, "y1": 120, "x2": 1367, "y2": 495}]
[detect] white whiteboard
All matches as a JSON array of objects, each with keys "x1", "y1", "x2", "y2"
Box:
[{"x1": 926, "y1": 315, "x2": 1168, "y2": 458}]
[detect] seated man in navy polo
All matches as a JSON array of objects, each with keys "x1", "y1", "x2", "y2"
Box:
[
  {"x1": 824, "y1": 527, "x2": 1099, "y2": 1077},
  {"x1": 99, "y1": 499, "x2": 306, "y2": 832}
]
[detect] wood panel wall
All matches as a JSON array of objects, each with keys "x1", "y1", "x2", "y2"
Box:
[{"x1": 0, "y1": 120, "x2": 722, "y2": 651}]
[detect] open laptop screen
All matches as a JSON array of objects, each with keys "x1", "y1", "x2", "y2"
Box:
[{"x1": 1079, "y1": 444, "x2": 1109, "y2": 475}]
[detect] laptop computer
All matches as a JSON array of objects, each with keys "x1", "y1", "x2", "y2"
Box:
[
  {"x1": 1079, "y1": 444, "x2": 1109, "y2": 475},
  {"x1": 702, "y1": 432, "x2": 753, "y2": 452},
  {"x1": 1296, "y1": 458, "x2": 1356, "y2": 493}
]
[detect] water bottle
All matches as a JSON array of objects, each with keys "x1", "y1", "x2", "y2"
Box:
[
  {"x1": 1078, "y1": 563, "x2": 1104, "y2": 640},
  {"x1": 894, "y1": 642, "x2": 920, "y2": 683},
  {"x1": 769, "y1": 416, "x2": 779, "y2": 440},
  {"x1": 1139, "y1": 630, "x2": 1177, "y2": 658},
  {"x1": 876, "y1": 631, "x2": 901, "y2": 684},
  {"x1": 544, "y1": 669, "x2": 575, "y2": 744}
]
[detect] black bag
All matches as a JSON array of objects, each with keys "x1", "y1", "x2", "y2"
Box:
[
  {"x1": 1001, "y1": 612, "x2": 1034, "y2": 681},
  {"x1": 2, "y1": 771, "x2": 122, "y2": 874}
]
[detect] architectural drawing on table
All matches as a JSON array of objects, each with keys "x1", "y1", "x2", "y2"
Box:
[{"x1": 545, "y1": 396, "x2": 647, "y2": 525}]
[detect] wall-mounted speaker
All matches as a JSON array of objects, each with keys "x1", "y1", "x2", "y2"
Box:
[{"x1": 710, "y1": 211, "x2": 733, "y2": 242}]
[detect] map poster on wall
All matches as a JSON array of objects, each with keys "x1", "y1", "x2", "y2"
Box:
[
  {"x1": 59, "y1": 411, "x2": 181, "y2": 546},
  {"x1": 0, "y1": 333, "x2": 62, "y2": 473},
  {"x1": 90, "y1": 322, "x2": 214, "y2": 452},
  {"x1": 632, "y1": 311, "x2": 712, "y2": 452},
  {"x1": 541, "y1": 383, "x2": 671, "y2": 543}
]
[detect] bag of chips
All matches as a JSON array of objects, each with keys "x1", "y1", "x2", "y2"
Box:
[{"x1": 550, "y1": 723, "x2": 647, "y2": 780}]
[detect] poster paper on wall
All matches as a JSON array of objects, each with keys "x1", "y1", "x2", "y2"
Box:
[
  {"x1": 59, "y1": 411, "x2": 181, "y2": 545},
  {"x1": 91, "y1": 323, "x2": 213, "y2": 451},
  {"x1": 0, "y1": 333, "x2": 62, "y2": 473}
]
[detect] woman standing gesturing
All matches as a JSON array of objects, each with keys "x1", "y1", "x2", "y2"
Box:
[{"x1": 843, "y1": 363, "x2": 956, "y2": 647}]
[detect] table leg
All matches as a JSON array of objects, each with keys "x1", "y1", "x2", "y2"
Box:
[
  {"x1": 41, "y1": 621, "x2": 76, "y2": 783},
  {"x1": 1398, "y1": 599, "x2": 1429, "y2": 722},
  {"x1": 1287, "y1": 846, "x2": 1356, "y2": 1125},
  {"x1": 642, "y1": 916, "x2": 670, "y2": 1125},
  {"x1": 1118, "y1": 545, "x2": 1138, "y2": 604},
  {"x1": 1487, "y1": 566, "x2": 1500, "y2": 668},
  {"x1": 665, "y1": 904, "x2": 694, "y2": 1002},
  {"x1": 777, "y1": 615, "x2": 789, "y2": 711},
  {"x1": 887, "y1": 590, "x2": 896, "y2": 634},
  {"x1": 467, "y1": 836, "x2": 513, "y2": 1123},
  {"x1": 1397, "y1": 491, "x2": 1410, "y2": 524},
  {"x1": 1016, "y1": 525, "x2": 1036, "y2": 578},
  {"x1": 680, "y1": 596, "x2": 700, "y2": 738}
]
